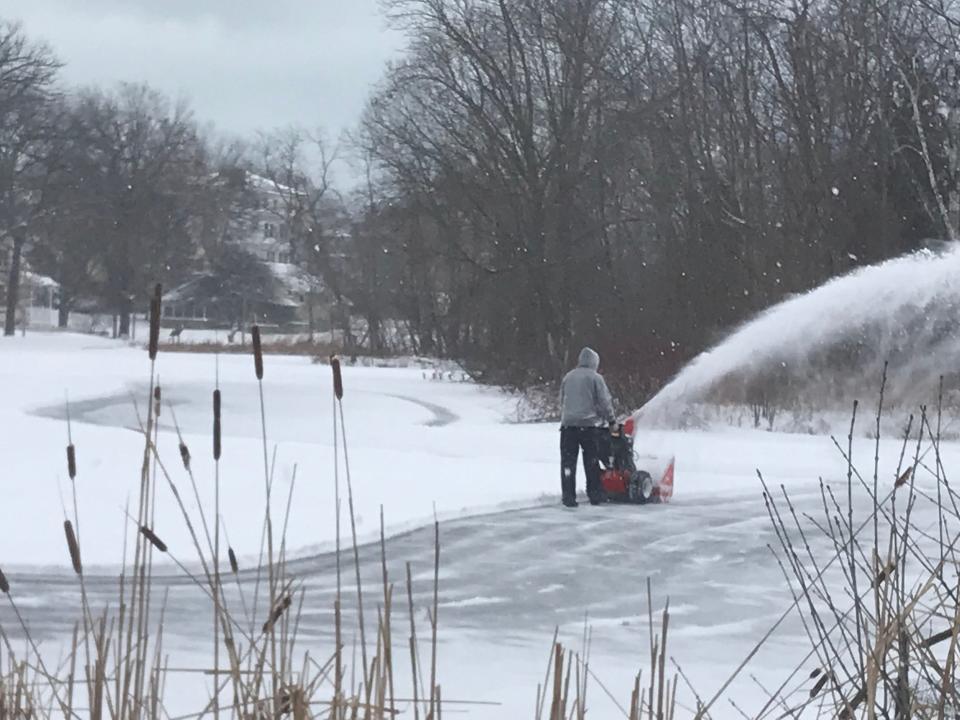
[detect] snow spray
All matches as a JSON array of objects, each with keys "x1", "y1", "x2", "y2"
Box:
[{"x1": 637, "y1": 243, "x2": 960, "y2": 424}]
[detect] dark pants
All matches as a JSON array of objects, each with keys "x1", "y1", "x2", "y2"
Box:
[{"x1": 560, "y1": 426, "x2": 602, "y2": 503}]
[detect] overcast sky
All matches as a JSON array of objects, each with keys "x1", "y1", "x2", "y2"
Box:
[{"x1": 4, "y1": 1, "x2": 405, "y2": 145}]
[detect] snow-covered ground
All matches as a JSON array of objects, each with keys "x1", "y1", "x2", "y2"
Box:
[
  {"x1": 2, "y1": 332, "x2": 551, "y2": 570},
  {"x1": 0, "y1": 332, "x2": 953, "y2": 717}
]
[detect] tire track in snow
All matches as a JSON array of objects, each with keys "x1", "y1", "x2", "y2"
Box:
[
  {"x1": 382, "y1": 393, "x2": 459, "y2": 426},
  {"x1": 31, "y1": 388, "x2": 460, "y2": 429}
]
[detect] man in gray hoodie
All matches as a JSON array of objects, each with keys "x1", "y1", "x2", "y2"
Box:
[{"x1": 559, "y1": 347, "x2": 616, "y2": 507}]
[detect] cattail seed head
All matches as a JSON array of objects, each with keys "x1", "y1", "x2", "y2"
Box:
[
  {"x1": 924, "y1": 627, "x2": 954, "y2": 648},
  {"x1": 873, "y1": 560, "x2": 895, "y2": 588},
  {"x1": 148, "y1": 287, "x2": 162, "y2": 360},
  {"x1": 179, "y1": 441, "x2": 191, "y2": 470},
  {"x1": 0, "y1": 567, "x2": 8, "y2": 594},
  {"x1": 66, "y1": 444, "x2": 76, "y2": 480},
  {"x1": 139, "y1": 526, "x2": 167, "y2": 553},
  {"x1": 331, "y1": 355, "x2": 343, "y2": 399},
  {"x1": 64, "y1": 520, "x2": 82, "y2": 576},
  {"x1": 262, "y1": 594, "x2": 292, "y2": 634},
  {"x1": 252, "y1": 325, "x2": 263, "y2": 380},
  {"x1": 153, "y1": 385, "x2": 161, "y2": 418},
  {"x1": 895, "y1": 467, "x2": 912, "y2": 488},
  {"x1": 228, "y1": 547, "x2": 238, "y2": 574},
  {"x1": 809, "y1": 672, "x2": 829, "y2": 698},
  {"x1": 213, "y1": 389, "x2": 222, "y2": 461}
]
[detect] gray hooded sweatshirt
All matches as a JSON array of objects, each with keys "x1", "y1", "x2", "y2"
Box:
[{"x1": 559, "y1": 347, "x2": 615, "y2": 427}]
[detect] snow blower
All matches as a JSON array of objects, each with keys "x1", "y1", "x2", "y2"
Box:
[{"x1": 598, "y1": 416, "x2": 674, "y2": 504}]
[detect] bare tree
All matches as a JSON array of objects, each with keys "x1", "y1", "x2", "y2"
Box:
[
  {"x1": 366, "y1": 0, "x2": 634, "y2": 380},
  {"x1": 254, "y1": 127, "x2": 343, "y2": 339},
  {"x1": 353, "y1": 0, "x2": 958, "y2": 399},
  {"x1": 68, "y1": 84, "x2": 207, "y2": 336},
  {"x1": 0, "y1": 20, "x2": 60, "y2": 336}
]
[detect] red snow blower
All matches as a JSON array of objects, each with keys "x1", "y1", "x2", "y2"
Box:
[{"x1": 598, "y1": 417, "x2": 674, "y2": 504}]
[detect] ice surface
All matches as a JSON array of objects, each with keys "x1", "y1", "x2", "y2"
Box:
[{"x1": 0, "y1": 332, "x2": 541, "y2": 569}]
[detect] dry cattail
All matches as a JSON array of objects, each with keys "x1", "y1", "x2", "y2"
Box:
[
  {"x1": 228, "y1": 547, "x2": 238, "y2": 574},
  {"x1": 277, "y1": 686, "x2": 305, "y2": 717},
  {"x1": 873, "y1": 559, "x2": 896, "y2": 588},
  {"x1": 213, "y1": 389, "x2": 221, "y2": 461},
  {"x1": 139, "y1": 526, "x2": 168, "y2": 553},
  {"x1": 262, "y1": 594, "x2": 292, "y2": 634},
  {"x1": 66, "y1": 444, "x2": 76, "y2": 480},
  {"x1": 0, "y1": 567, "x2": 8, "y2": 594},
  {"x1": 153, "y1": 385, "x2": 161, "y2": 418},
  {"x1": 924, "y1": 627, "x2": 955, "y2": 648},
  {"x1": 809, "y1": 668, "x2": 822, "y2": 679},
  {"x1": 252, "y1": 325, "x2": 264, "y2": 380},
  {"x1": 64, "y1": 520, "x2": 82, "y2": 576},
  {"x1": 894, "y1": 467, "x2": 912, "y2": 488},
  {"x1": 179, "y1": 441, "x2": 191, "y2": 470},
  {"x1": 331, "y1": 355, "x2": 343, "y2": 399},
  {"x1": 148, "y1": 287, "x2": 161, "y2": 361},
  {"x1": 809, "y1": 672, "x2": 829, "y2": 698}
]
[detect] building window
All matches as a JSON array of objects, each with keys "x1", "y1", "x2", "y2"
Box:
[{"x1": 264, "y1": 222, "x2": 275, "y2": 238}]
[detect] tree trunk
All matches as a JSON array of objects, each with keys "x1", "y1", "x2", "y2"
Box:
[
  {"x1": 241, "y1": 295, "x2": 247, "y2": 346},
  {"x1": 366, "y1": 311, "x2": 382, "y2": 354},
  {"x1": 58, "y1": 300, "x2": 69, "y2": 328},
  {"x1": 119, "y1": 302, "x2": 131, "y2": 337},
  {"x1": 307, "y1": 295, "x2": 315, "y2": 342},
  {"x1": 4, "y1": 234, "x2": 24, "y2": 337}
]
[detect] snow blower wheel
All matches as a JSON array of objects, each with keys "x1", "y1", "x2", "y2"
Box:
[{"x1": 628, "y1": 470, "x2": 654, "y2": 503}]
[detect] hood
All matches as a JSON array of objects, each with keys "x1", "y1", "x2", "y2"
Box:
[{"x1": 577, "y1": 347, "x2": 600, "y2": 371}]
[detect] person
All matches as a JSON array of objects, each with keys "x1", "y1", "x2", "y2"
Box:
[{"x1": 559, "y1": 347, "x2": 616, "y2": 507}]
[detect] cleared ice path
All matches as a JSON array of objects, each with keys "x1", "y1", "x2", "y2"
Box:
[{"x1": 5, "y1": 491, "x2": 814, "y2": 662}]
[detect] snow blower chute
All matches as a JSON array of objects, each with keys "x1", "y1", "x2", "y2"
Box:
[{"x1": 598, "y1": 417, "x2": 674, "y2": 504}]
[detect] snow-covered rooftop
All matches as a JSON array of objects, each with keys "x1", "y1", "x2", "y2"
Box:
[{"x1": 22, "y1": 271, "x2": 59, "y2": 289}]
